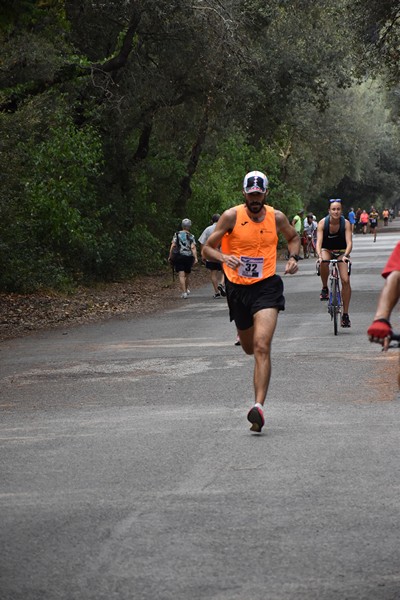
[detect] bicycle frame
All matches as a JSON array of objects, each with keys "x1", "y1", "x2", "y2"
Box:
[{"x1": 328, "y1": 260, "x2": 341, "y2": 334}]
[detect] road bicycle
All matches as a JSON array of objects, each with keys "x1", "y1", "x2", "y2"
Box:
[
  {"x1": 317, "y1": 258, "x2": 351, "y2": 335},
  {"x1": 303, "y1": 234, "x2": 317, "y2": 259}
]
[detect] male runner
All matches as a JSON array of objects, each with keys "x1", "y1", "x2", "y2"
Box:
[{"x1": 202, "y1": 170, "x2": 300, "y2": 433}]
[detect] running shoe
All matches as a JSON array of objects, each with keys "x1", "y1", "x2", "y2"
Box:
[
  {"x1": 320, "y1": 287, "x2": 329, "y2": 301},
  {"x1": 234, "y1": 335, "x2": 241, "y2": 346},
  {"x1": 181, "y1": 292, "x2": 188, "y2": 299},
  {"x1": 217, "y1": 283, "x2": 226, "y2": 297},
  {"x1": 213, "y1": 293, "x2": 221, "y2": 298},
  {"x1": 341, "y1": 313, "x2": 351, "y2": 328},
  {"x1": 247, "y1": 406, "x2": 265, "y2": 433}
]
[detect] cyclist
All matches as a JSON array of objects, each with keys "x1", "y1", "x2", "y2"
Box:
[
  {"x1": 369, "y1": 206, "x2": 379, "y2": 242},
  {"x1": 367, "y1": 241, "x2": 400, "y2": 353},
  {"x1": 302, "y1": 212, "x2": 317, "y2": 258},
  {"x1": 315, "y1": 199, "x2": 353, "y2": 328},
  {"x1": 202, "y1": 170, "x2": 300, "y2": 433}
]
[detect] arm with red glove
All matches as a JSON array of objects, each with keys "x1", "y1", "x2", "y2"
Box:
[{"x1": 367, "y1": 270, "x2": 400, "y2": 350}]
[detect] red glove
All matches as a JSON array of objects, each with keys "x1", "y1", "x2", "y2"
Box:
[{"x1": 367, "y1": 318, "x2": 392, "y2": 340}]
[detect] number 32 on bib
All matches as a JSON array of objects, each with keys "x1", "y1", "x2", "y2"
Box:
[{"x1": 238, "y1": 256, "x2": 264, "y2": 279}]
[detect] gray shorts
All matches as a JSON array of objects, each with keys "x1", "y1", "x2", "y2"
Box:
[{"x1": 225, "y1": 274, "x2": 285, "y2": 330}]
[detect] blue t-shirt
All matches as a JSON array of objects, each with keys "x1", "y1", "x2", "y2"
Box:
[{"x1": 347, "y1": 210, "x2": 356, "y2": 224}]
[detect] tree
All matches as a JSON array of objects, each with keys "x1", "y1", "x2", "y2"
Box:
[{"x1": 2, "y1": 0, "x2": 400, "y2": 291}]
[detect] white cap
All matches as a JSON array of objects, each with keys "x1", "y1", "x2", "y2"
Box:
[{"x1": 243, "y1": 171, "x2": 268, "y2": 193}]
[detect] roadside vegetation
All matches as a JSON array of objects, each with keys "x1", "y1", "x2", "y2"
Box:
[{"x1": 1, "y1": 0, "x2": 400, "y2": 293}]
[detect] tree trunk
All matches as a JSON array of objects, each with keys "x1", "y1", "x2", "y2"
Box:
[{"x1": 174, "y1": 94, "x2": 212, "y2": 217}]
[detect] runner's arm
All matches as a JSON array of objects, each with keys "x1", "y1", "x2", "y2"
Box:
[
  {"x1": 342, "y1": 220, "x2": 353, "y2": 261},
  {"x1": 168, "y1": 235, "x2": 178, "y2": 262},
  {"x1": 368, "y1": 270, "x2": 400, "y2": 349},
  {"x1": 315, "y1": 219, "x2": 324, "y2": 260},
  {"x1": 372, "y1": 270, "x2": 400, "y2": 322},
  {"x1": 191, "y1": 240, "x2": 198, "y2": 264},
  {"x1": 275, "y1": 210, "x2": 301, "y2": 274}
]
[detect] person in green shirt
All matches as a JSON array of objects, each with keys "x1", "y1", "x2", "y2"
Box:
[{"x1": 291, "y1": 209, "x2": 304, "y2": 255}]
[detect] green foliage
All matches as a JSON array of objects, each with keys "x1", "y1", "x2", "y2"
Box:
[
  {"x1": 1, "y1": 0, "x2": 400, "y2": 293},
  {"x1": 25, "y1": 117, "x2": 103, "y2": 252},
  {"x1": 0, "y1": 0, "x2": 68, "y2": 30},
  {"x1": 189, "y1": 131, "x2": 303, "y2": 234},
  {"x1": 0, "y1": 112, "x2": 107, "y2": 290},
  {"x1": 0, "y1": 248, "x2": 73, "y2": 293},
  {"x1": 111, "y1": 226, "x2": 164, "y2": 279}
]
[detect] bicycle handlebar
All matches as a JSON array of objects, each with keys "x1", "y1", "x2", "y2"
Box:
[
  {"x1": 319, "y1": 259, "x2": 350, "y2": 264},
  {"x1": 316, "y1": 258, "x2": 351, "y2": 276}
]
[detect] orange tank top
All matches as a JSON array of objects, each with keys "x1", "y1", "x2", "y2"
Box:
[{"x1": 221, "y1": 204, "x2": 278, "y2": 284}]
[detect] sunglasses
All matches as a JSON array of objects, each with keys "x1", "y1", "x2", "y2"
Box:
[{"x1": 329, "y1": 198, "x2": 342, "y2": 203}]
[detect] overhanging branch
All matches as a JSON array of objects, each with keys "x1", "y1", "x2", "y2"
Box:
[{"x1": 0, "y1": 12, "x2": 142, "y2": 113}]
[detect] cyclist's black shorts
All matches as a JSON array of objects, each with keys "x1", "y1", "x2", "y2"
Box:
[
  {"x1": 322, "y1": 249, "x2": 345, "y2": 259},
  {"x1": 225, "y1": 274, "x2": 285, "y2": 331}
]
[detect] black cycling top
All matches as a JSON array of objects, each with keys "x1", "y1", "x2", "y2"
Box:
[{"x1": 322, "y1": 215, "x2": 346, "y2": 250}]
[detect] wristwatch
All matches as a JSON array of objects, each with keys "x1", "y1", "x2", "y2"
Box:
[{"x1": 289, "y1": 254, "x2": 300, "y2": 261}]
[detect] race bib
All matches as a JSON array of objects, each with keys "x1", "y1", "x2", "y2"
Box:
[{"x1": 238, "y1": 256, "x2": 264, "y2": 279}]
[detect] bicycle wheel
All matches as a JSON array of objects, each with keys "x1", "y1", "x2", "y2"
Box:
[{"x1": 332, "y1": 279, "x2": 339, "y2": 335}]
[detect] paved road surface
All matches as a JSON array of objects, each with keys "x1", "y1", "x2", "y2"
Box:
[{"x1": 1, "y1": 224, "x2": 399, "y2": 600}]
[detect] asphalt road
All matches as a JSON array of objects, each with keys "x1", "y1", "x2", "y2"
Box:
[{"x1": 1, "y1": 224, "x2": 399, "y2": 600}]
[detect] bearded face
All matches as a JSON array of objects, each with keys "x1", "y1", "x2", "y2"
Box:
[{"x1": 244, "y1": 192, "x2": 266, "y2": 214}]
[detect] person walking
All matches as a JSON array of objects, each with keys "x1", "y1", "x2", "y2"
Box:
[
  {"x1": 382, "y1": 208, "x2": 389, "y2": 226},
  {"x1": 369, "y1": 206, "x2": 379, "y2": 242},
  {"x1": 198, "y1": 214, "x2": 226, "y2": 298},
  {"x1": 202, "y1": 170, "x2": 300, "y2": 433},
  {"x1": 347, "y1": 207, "x2": 356, "y2": 234},
  {"x1": 355, "y1": 207, "x2": 362, "y2": 233},
  {"x1": 359, "y1": 209, "x2": 369, "y2": 234},
  {"x1": 315, "y1": 199, "x2": 352, "y2": 327},
  {"x1": 168, "y1": 218, "x2": 198, "y2": 299},
  {"x1": 291, "y1": 209, "x2": 304, "y2": 254}
]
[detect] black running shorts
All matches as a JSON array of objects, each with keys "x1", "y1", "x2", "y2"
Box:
[
  {"x1": 205, "y1": 261, "x2": 222, "y2": 271},
  {"x1": 225, "y1": 274, "x2": 285, "y2": 330},
  {"x1": 174, "y1": 255, "x2": 194, "y2": 274}
]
